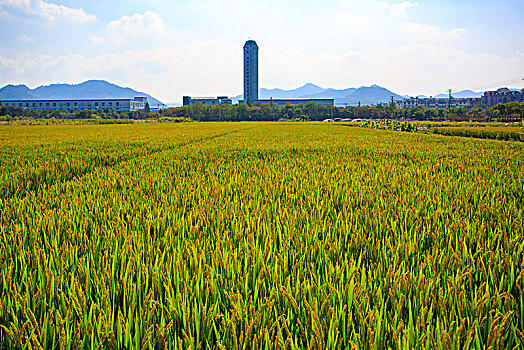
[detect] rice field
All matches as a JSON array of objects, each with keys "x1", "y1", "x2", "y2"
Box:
[
  {"x1": 0, "y1": 122, "x2": 523, "y2": 349},
  {"x1": 430, "y1": 125, "x2": 524, "y2": 142}
]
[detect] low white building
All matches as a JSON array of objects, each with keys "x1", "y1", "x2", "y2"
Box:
[{"x1": 0, "y1": 97, "x2": 148, "y2": 112}]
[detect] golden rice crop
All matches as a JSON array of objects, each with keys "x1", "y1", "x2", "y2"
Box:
[
  {"x1": 0, "y1": 122, "x2": 523, "y2": 349},
  {"x1": 431, "y1": 125, "x2": 524, "y2": 141}
]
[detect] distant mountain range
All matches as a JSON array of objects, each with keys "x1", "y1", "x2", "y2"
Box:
[
  {"x1": 0, "y1": 80, "x2": 163, "y2": 106},
  {"x1": 231, "y1": 83, "x2": 491, "y2": 106},
  {"x1": 232, "y1": 83, "x2": 404, "y2": 106}
]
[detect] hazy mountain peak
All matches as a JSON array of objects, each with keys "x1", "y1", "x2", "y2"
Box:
[
  {"x1": 433, "y1": 89, "x2": 483, "y2": 99},
  {"x1": 301, "y1": 83, "x2": 322, "y2": 89},
  {"x1": 4, "y1": 84, "x2": 30, "y2": 88},
  {"x1": 292, "y1": 83, "x2": 325, "y2": 94}
]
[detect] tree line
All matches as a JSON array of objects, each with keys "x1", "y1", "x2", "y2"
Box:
[{"x1": 1, "y1": 101, "x2": 523, "y2": 122}]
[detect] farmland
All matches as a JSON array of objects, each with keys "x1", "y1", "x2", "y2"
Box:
[
  {"x1": 430, "y1": 124, "x2": 524, "y2": 142},
  {"x1": 1, "y1": 122, "x2": 523, "y2": 349}
]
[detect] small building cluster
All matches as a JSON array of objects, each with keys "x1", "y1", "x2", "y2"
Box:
[
  {"x1": 399, "y1": 88, "x2": 524, "y2": 109},
  {"x1": 182, "y1": 96, "x2": 232, "y2": 106},
  {"x1": 481, "y1": 88, "x2": 524, "y2": 106},
  {"x1": 398, "y1": 97, "x2": 481, "y2": 109},
  {"x1": 1, "y1": 97, "x2": 148, "y2": 112}
]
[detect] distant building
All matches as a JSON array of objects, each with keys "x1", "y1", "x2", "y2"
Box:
[
  {"x1": 398, "y1": 97, "x2": 481, "y2": 109},
  {"x1": 181, "y1": 40, "x2": 333, "y2": 107},
  {"x1": 0, "y1": 97, "x2": 148, "y2": 112},
  {"x1": 481, "y1": 88, "x2": 524, "y2": 107},
  {"x1": 239, "y1": 98, "x2": 334, "y2": 106},
  {"x1": 240, "y1": 40, "x2": 333, "y2": 106},
  {"x1": 182, "y1": 96, "x2": 232, "y2": 106},
  {"x1": 244, "y1": 40, "x2": 259, "y2": 103}
]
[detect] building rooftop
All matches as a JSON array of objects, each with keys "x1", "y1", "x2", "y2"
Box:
[
  {"x1": 1, "y1": 97, "x2": 146, "y2": 102},
  {"x1": 244, "y1": 40, "x2": 258, "y2": 47}
]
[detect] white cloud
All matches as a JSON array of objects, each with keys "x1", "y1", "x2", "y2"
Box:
[
  {"x1": 0, "y1": 0, "x2": 96, "y2": 23},
  {"x1": 18, "y1": 34, "x2": 35, "y2": 42},
  {"x1": 0, "y1": 43, "x2": 241, "y2": 102},
  {"x1": 107, "y1": 11, "x2": 165, "y2": 36},
  {"x1": 399, "y1": 23, "x2": 467, "y2": 42},
  {"x1": 317, "y1": 52, "x2": 364, "y2": 64},
  {"x1": 0, "y1": 55, "x2": 23, "y2": 74},
  {"x1": 375, "y1": 1, "x2": 419, "y2": 17},
  {"x1": 91, "y1": 11, "x2": 167, "y2": 47},
  {"x1": 334, "y1": 10, "x2": 377, "y2": 32},
  {"x1": 39, "y1": 1, "x2": 96, "y2": 23},
  {"x1": 90, "y1": 36, "x2": 105, "y2": 45},
  {"x1": 350, "y1": 44, "x2": 523, "y2": 95}
]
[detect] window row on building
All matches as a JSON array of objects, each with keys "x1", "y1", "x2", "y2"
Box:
[
  {"x1": 0, "y1": 97, "x2": 148, "y2": 112},
  {"x1": 481, "y1": 88, "x2": 524, "y2": 107},
  {"x1": 398, "y1": 97, "x2": 481, "y2": 109}
]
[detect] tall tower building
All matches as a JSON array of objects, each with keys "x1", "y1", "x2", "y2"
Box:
[{"x1": 243, "y1": 40, "x2": 258, "y2": 103}]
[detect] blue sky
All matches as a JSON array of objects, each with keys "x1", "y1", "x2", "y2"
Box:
[{"x1": 0, "y1": 0, "x2": 523, "y2": 102}]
